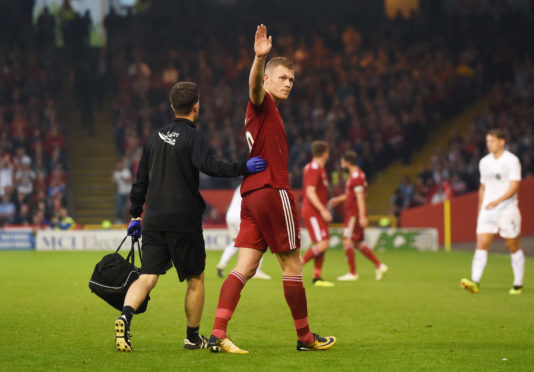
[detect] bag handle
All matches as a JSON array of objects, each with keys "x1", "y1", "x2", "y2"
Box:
[
  {"x1": 115, "y1": 236, "x2": 143, "y2": 266},
  {"x1": 127, "y1": 237, "x2": 143, "y2": 266},
  {"x1": 115, "y1": 236, "x2": 128, "y2": 253}
]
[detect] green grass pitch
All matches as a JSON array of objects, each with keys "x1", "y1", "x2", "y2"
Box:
[{"x1": 1, "y1": 248, "x2": 533, "y2": 371}]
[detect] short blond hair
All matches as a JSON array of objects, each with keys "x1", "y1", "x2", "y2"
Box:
[{"x1": 265, "y1": 57, "x2": 294, "y2": 73}]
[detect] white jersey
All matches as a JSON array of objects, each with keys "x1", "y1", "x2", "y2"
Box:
[
  {"x1": 226, "y1": 185, "x2": 242, "y2": 226},
  {"x1": 479, "y1": 150, "x2": 521, "y2": 212}
]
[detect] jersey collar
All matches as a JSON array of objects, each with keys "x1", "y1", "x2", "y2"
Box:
[{"x1": 173, "y1": 118, "x2": 196, "y2": 128}]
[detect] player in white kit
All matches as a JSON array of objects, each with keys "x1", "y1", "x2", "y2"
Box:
[
  {"x1": 461, "y1": 129, "x2": 524, "y2": 295},
  {"x1": 216, "y1": 185, "x2": 270, "y2": 279}
]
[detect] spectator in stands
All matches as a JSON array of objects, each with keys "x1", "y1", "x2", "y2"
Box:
[
  {"x1": 15, "y1": 157, "x2": 35, "y2": 196},
  {"x1": 390, "y1": 188, "x2": 406, "y2": 219},
  {"x1": 0, "y1": 148, "x2": 14, "y2": 195},
  {"x1": 52, "y1": 208, "x2": 75, "y2": 230},
  {"x1": 0, "y1": 192, "x2": 15, "y2": 226},
  {"x1": 36, "y1": 6, "x2": 55, "y2": 45},
  {"x1": 15, "y1": 203, "x2": 31, "y2": 225},
  {"x1": 112, "y1": 158, "x2": 132, "y2": 224},
  {"x1": 430, "y1": 184, "x2": 447, "y2": 205}
]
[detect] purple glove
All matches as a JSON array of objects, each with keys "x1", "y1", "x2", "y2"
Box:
[
  {"x1": 246, "y1": 156, "x2": 267, "y2": 174},
  {"x1": 127, "y1": 218, "x2": 142, "y2": 239}
]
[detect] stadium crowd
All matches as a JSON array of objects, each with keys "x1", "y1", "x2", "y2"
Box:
[
  {"x1": 0, "y1": 2, "x2": 69, "y2": 228},
  {"x1": 1, "y1": 0, "x2": 532, "y2": 227},
  {"x1": 103, "y1": 5, "x2": 502, "y2": 196},
  {"x1": 392, "y1": 60, "x2": 534, "y2": 217}
]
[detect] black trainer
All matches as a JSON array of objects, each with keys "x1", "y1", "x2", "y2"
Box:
[
  {"x1": 184, "y1": 334, "x2": 209, "y2": 349},
  {"x1": 115, "y1": 316, "x2": 132, "y2": 352},
  {"x1": 296, "y1": 332, "x2": 336, "y2": 351}
]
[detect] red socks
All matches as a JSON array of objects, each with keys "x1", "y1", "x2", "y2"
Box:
[
  {"x1": 343, "y1": 243, "x2": 357, "y2": 275},
  {"x1": 212, "y1": 272, "x2": 316, "y2": 345},
  {"x1": 359, "y1": 244, "x2": 381, "y2": 268},
  {"x1": 313, "y1": 253, "x2": 324, "y2": 279},
  {"x1": 301, "y1": 245, "x2": 319, "y2": 264},
  {"x1": 303, "y1": 246, "x2": 325, "y2": 279},
  {"x1": 283, "y1": 275, "x2": 314, "y2": 345},
  {"x1": 212, "y1": 271, "x2": 246, "y2": 339}
]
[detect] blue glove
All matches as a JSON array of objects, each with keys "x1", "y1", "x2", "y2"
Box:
[
  {"x1": 246, "y1": 156, "x2": 267, "y2": 174},
  {"x1": 127, "y1": 218, "x2": 142, "y2": 239}
]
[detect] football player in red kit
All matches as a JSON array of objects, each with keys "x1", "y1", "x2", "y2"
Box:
[
  {"x1": 329, "y1": 151, "x2": 388, "y2": 281},
  {"x1": 300, "y1": 141, "x2": 335, "y2": 287},
  {"x1": 208, "y1": 25, "x2": 336, "y2": 354}
]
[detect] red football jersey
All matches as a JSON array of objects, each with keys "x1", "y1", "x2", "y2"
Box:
[
  {"x1": 301, "y1": 160, "x2": 329, "y2": 216},
  {"x1": 241, "y1": 93, "x2": 290, "y2": 195},
  {"x1": 345, "y1": 168, "x2": 367, "y2": 216}
]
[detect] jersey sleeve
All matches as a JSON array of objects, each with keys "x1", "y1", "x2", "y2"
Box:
[
  {"x1": 479, "y1": 159, "x2": 485, "y2": 185},
  {"x1": 509, "y1": 156, "x2": 522, "y2": 181},
  {"x1": 303, "y1": 167, "x2": 321, "y2": 188},
  {"x1": 190, "y1": 131, "x2": 249, "y2": 177},
  {"x1": 129, "y1": 143, "x2": 149, "y2": 218},
  {"x1": 351, "y1": 174, "x2": 365, "y2": 193}
]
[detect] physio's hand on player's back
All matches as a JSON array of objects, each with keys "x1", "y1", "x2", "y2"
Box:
[
  {"x1": 254, "y1": 24, "x2": 272, "y2": 57},
  {"x1": 127, "y1": 218, "x2": 142, "y2": 239},
  {"x1": 247, "y1": 156, "x2": 267, "y2": 174}
]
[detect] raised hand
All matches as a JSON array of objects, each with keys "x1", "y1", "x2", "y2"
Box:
[{"x1": 254, "y1": 24, "x2": 272, "y2": 57}]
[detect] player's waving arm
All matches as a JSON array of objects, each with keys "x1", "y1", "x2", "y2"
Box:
[{"x1": 249, "y1": 24, "x2": 271, "y2": 106}]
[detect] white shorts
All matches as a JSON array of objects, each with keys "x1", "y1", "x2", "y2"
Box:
[
  {"x1": 476, "y1": 207, "x2": 521, "y2": 239},
  {"x1": 226, "y1": 220, "x2": 240, "y2": 240}
]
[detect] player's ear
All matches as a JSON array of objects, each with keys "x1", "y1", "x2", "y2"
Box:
[{"x1": 263, "y1": 73, "x2": 269, "y2": 85}]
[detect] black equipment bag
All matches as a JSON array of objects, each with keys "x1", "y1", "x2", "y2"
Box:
[{"x1": 89, "y1": 236, "x2": 150, "y2": 313}]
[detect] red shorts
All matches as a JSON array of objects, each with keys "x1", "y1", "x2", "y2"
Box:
[
  {"x1": 235, "y1": 187, "x2": 301, "y2": 253},
  {"x1": 343, "y1": 215, "x2": 364, "y2": 242},
  {"x1": 302, "y1": 211, "x2": 329, "y2": 244}
]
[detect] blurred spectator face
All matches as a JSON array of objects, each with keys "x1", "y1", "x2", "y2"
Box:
[
  {"x1": 21, "y1": 158, "x2": 31, "y2": 170},
  {"x1": 20, "y1": 204, "x2": 29, "y2": 215},
  {"x1": 486, "y1": 134, "x2": 505, "y2": 155},
  {"x1": 264, "y1": 65, "x2": 295, "y2": 101},
  {"x1": 32, "y1": 210, "x2": 44, "y2": 225}
]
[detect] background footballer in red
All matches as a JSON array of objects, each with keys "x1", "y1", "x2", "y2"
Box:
[
  {"x1": 329, "y1": 151, "x2": 389, "y2": 281},
  {"x1": 300, "y1": 141, "x2": 335, "y2": 286}
]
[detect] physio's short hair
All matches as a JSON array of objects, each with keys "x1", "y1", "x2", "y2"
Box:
[
  {"x1": 342, "y1": 150, "x2": 358, "y2": 165},
  {"x1": 487, "y1": 128, "x2": 506, "y2": 141},
  {"x1": 265, "y1": 57, "x2": 294, "y2": 74},
  {"x1": 311, "y1": 141, "x2": 329, "y2": 157},
  {"x1": 169, "y1": 82, "x2": 199, "y2": 115}
]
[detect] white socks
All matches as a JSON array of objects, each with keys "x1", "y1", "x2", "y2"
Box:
[
  {"x1": 257, "y1": 256, "x2": 264, "y2": 272},
  {"x1": 511, "y1": 250, "x2": 525, "y2": 287},
  {"x1": 471, "y1": 248, "x2": 525, "y2": 288},
  {"x1": 218, "y1": 242, "x2": 239, "y2": 269},
  {"x1": 471, "y1": 249, "x2": 488, "y2": 283}
]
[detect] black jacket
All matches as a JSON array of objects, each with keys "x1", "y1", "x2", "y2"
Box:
[{"x1": 129, "y1": 118, "x2": 249, "y2": 232}]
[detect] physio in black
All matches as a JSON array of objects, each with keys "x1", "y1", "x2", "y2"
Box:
[{"x1": 113, "y1": 82, "x2": 266, "y2": 352}]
